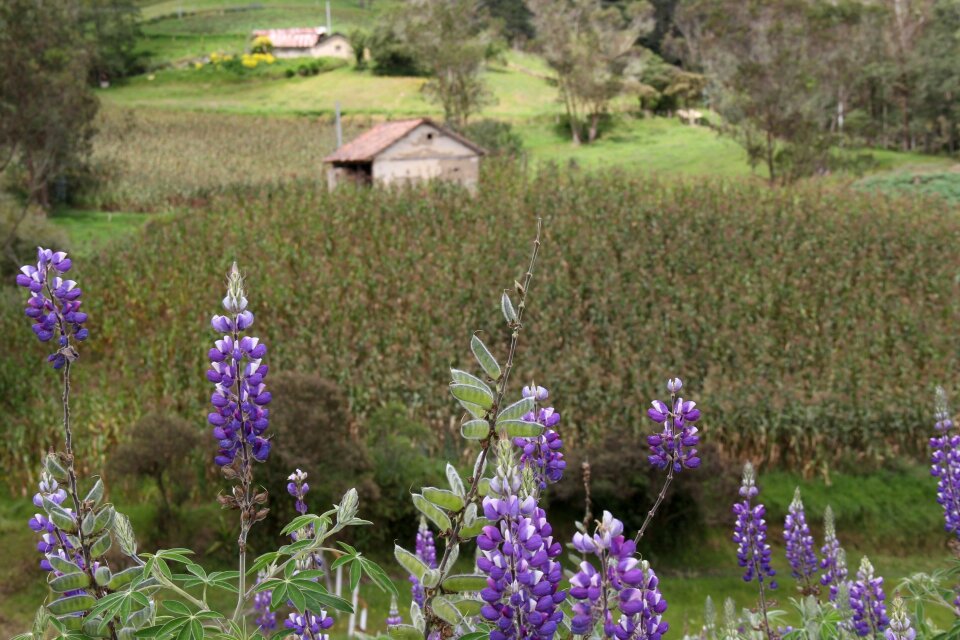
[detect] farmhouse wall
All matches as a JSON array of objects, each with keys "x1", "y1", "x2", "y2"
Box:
[
  {"x1": 371, "y1": 124, "x2": 481, "y2": 191},
  {"x1": 272, "y1": 36, "x2": 353, "y2": 60}
]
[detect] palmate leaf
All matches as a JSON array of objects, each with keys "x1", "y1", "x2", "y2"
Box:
[{"x1": 359, "y1": 556, "x2": 400, "y2": 598}]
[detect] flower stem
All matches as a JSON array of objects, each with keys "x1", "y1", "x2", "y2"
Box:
[{"x1": 634, "y1": 464, "x2": 674, "y2": 545}]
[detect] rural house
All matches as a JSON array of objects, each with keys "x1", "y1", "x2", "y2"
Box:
[
  {"x1": 250, "y1": 28, "x2": 353, "y2": 60},
  {"x1": 323, "y1": 118, "x2": 485, "y2": 191}
]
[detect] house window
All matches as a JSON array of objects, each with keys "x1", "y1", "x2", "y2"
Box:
[{"x1": 426, "y1": 132, "x2": 434, "y2": 140}]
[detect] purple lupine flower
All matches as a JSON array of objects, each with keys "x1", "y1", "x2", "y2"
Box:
[
  {"x1": 284, "y1": 611, "x2": 335, "y2": 639},
  {"x1": 253, "y1": 570, "x2": 277, "y2": 631},
  {"x1": 819, "y1": 506, "x2": 849, "y2": 602},
  {"x1": 849, "y1": 557, "x2": 889, "y2": 637},
  {"x1": 207, "y1": 263, "x2": 272, "y2": 466},
  {"x1": 930, "y1": 388, "x2": 960, "y2": 540},
  {"x1": 569, "y1": 511, "x2": 668, "y2": 640},
  {"x1": 386, "y1": 595, "x2": 403, "y2": 628},
  {"x1": 287, "y1": 469, "x2": 310, "y2": 515},
  {"x1": 647, "y1": 378, "x2": 701, "y2": 471},
  {"x1": 476, "y1": 438, "x2": 566, "y2": 640},
  {"x1": 409, "y1": 517, "x2": 437, "y2": 608},
  {"x1": 513, "y1": 386, "x2": 566, "y2": 490},
  {"x1": 884, "y1": 596, "x2": 915, "y2": 640},
  {"x1": 16, "y1": 248, "x2": 88, "y2": 368},
  {"x1": 28, "y1": 470, "x2": 75, "y2": 572},
  {"x1": 732, "y1": 463, "x2": 777, "y2": 590},
  {"x1": 784, "y1": 488, "x2": 819, "y2": 594}
]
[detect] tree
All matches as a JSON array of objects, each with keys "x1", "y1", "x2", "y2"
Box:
[
  {"x1": 79, "y1": 0, "x2": 143, "y2": 83},
  {"x1": 482, "y1": 0, "x2": 535, "y2": 44},
  {"x1": 526, "y1": 0, "x2": 653, "y2": 144},
  {"x1": 676, "y1": 0, "x2": 836, "y2": 183},
  {"x1": 0, "y1": 0, "x2": 99, "y2": 209},
  {"x1": 394, "y1": 0, "x2": 497, "y2": 128}
]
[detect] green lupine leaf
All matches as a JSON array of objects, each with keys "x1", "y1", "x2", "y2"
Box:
[
  {"x1": 388, "y1": 625, "x2": 422, "y2": 640},
  {"x1": 247, "y1": 551, "x2": 280, "y2": 575},
  {"x1": 189, "y1": 619, "x2": 203, "y2": 640},
  {"x1": 89, "y1": 532, "x2": 112, "y2": 558},
  {"x1": 270, "y1": 584, "x2": 289, "y2": 609},
  {"x1": 84, "y1": 478, "x2": 104, "y2": 507},
  {"x1": 106, "y1": 566, "x2": 141, "y2": 591},
  {"x1": 287, "y1": 585, "x2": 307, "y2": 613},
  {"x1": 48, "y1": 594, "x2": 96, "y2": 615},
  {"x1": 49, "y1": 571, "x2": 90, "y2": 593},
  {"x1": 360, "y1": 557, "x2": 400, "y2": 598},
  {"x1": 501, "y1": 292, "x2": 517, "y2": 323},
  {"x1": 441, "y1": 574, "x2": 487, "y2": 593},
  {"x1": 496, "y1": 397, "x2": 534, "y2": 423},
  {"x1": 350, "y1": 558, "x2": 362, "y2": 591},
  {"x1": 299, "y1": 583, "x2": 354, "y2": 613},
  {"x1": 445, "y1": 463, "x2": 465, "y2": 497},
  {"x1": 449, "y1": 384, "x2": 494, "y2": 410},
  {"x1": 449, "y1": 369, "x2": 492, "y2": 393},
  {"x1": 46, "y1": 555, "x2": 83, "y2": 576},
  {"x1": 92, "y1": 505, "x2": 115, "y2": 534},
  {"x1": 461, "y1": 632, "x2": 491, "y2": 640},
  {"x1": 422, "y1": 487, "x2": 464, "y2": 512},
  {"x1": 461, "y1": 517, "x2": 492, "y2": 538},
  {"x1": 394, "y1": 545, "x2": 428, "y2": 580},
  {"x1": 470, "y1": 335, "x2": 501, "y2": 380},
  {"x1": 458, "y1": 399, "x2": 487, "y2": 419},
  {"x1": 498, "y1": 420, "x2": 543, "y2": 438},
  {"x1": 431, "y1": 596, "x2": 462, "y2": 625},
  {"x1": 460, "y1": 419, "x2": 490, "y2": 440},
  {"x1": 412, "y1": 494, "x2": 452, "y2": 532},
  {"x1": 163, "y1": 601, "x2": 192, "y2": 616}
]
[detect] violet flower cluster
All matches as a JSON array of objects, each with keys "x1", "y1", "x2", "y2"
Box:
[
  {"x1": 409, "y1": 517, "x2": 437, "y2": 608},
  {"x1": 930, "y1": 388, "x2": 960, "y2": 540},
  {"x1": 732, "y1": 463, "x2": 777, "y2": 589},
  {"x1": 476, "y1": 439, "x2": 566, "y2": 640},
  {"x1": 283, "y1": 468, "x2": 336, "y2": 639},
  {"x1": 386, "y1": 595, "x2": 403, "y2": 628},
  {"x1": 28, "y1": 470, "x2": 74, "y2": 571},
  {"x1": 849, "y1": 556, "x2": 888, "y2": 637},
  {"x1": 570, "y1": 511, "x2": 669, "y2": 640},
  {"x1": 513, "y1": 385, "x2": 566, "y2": 490},
  {"x1": 16, "y1": 248, "x2": 88, "y2": 368},
  {"x1": 783, "y1": 488, "x2": 818, "y2": 593},
  {"x1": 819, "y1": 506, "x2": 848, "y2": 603},
  {"x1": 884, "y1": 596, "x2": 915, "y2": 640},
  {"x1": 207, "y1": 263, "x2": 272, "y2": 466},
  {"x1": 647, "y1": 378, "x2": 701, "y2": 471}
]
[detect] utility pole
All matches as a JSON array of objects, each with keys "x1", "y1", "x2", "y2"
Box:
[
  {"x1": 335, "y1": 101, "x2": 343, "y2": 149},
  {"x1": 326, "y1": 0, "x2": 332, "y2": 34}
]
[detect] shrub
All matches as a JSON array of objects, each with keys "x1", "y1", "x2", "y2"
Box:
[
  {"x1": 459, "y1": 119, "x2": 524, "y2": 157},
  {"x1": 0, "y1": 199, "x2": 69, "y2": 278}
]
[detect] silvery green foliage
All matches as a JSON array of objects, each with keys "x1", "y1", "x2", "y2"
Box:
[
  {"x1": 896, "y1": 563, "x2": 960, "y2": 637},
  {"x1": 393, "y1": 226, "x2": 543, "y2": 640}
]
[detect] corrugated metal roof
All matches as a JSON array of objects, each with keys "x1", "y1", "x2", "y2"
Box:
[
  {"x1": 323, "y1": 118, "x2": 485, "y2": 163},
  {"x1": 251, "y1": 27, "x2": 325, "y2": 49}
]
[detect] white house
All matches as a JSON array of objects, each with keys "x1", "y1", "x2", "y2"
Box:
[{"x1": 251, "y1": 28, "x2": 353, "y2": 60}]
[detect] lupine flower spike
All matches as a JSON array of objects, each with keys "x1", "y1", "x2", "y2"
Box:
[
  {"x1": 820, "y1": 506, "x2": 848, "y2": 602},
  {"x1": 849, "y1": 556, "x2": 889, "y2": 637},
  {"x1": 476, "y1": 437, "x2": 566, "y2": 640},
  {"x1": 884, "y1": 595, "x2": 915, "y2": 640},
  {"x1": 732, "y1": 463, "x2": 775, "y2": 638},
  {"x1": 570, "y1": 510, "x2": 668, "y2": 640},
  {"x1": 513, "y1": 384, "x2": 566, "y2": 491},
  {"x1": 16, "y1": 247, "x2": 88, "y2": 369},
  {"x1": 287, "y1": 469, "x2": 310, "y2": 515},
  {"x1": 647, "y1": 377, "x2": 701, "y2": 471},
  {"x1": 930, "y1": 387, "x2": 960, "y2": 540},
  {"x1": 784, "y1": 487, "x2": 819, "y2": 595},
  {"x1": 386, "y1": 595, "x2": 403, "y2": 628},
  {"x1": 409, "y1": 516, "x2": 437, "y2": 608}
]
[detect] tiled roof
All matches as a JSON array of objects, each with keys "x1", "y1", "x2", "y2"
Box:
[
  {"x1": 251, "y1": 27, "x2": 324, "y2": 49},
  {"x1": 324, "y1": 118, "x2": 485, "y2": 163}
]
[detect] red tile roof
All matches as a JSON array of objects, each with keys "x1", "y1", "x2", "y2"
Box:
[
  {"x1": 252, "y1": 27, "x2": 325, "y2": 49},
  {"x1": 324, "y1": 118, "x2": 485, "y2": 163}
]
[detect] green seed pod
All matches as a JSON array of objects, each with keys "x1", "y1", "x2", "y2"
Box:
[
  {"x1": 107, "y1": 566, "x2": 142, "y2": 591},
  {"x1": 89, "y1": 532, "x2": 112, "y2": 558},
  {"x1": 94, "y1": 566, "x2": 111, "y2": 587},
  {"x1": 49, "y1": 571, "x2": 90, "y2": 593},
  {"x1": 47, "y1": 594, "x2": 96, "y2": 616}
]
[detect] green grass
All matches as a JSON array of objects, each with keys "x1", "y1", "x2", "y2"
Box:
[
  {"x1": 141, "y1": 0, "x2": 394, "y2": 31},
  {"x1": 49, "y1": 209, "x2": 160, "y2": 253}
]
